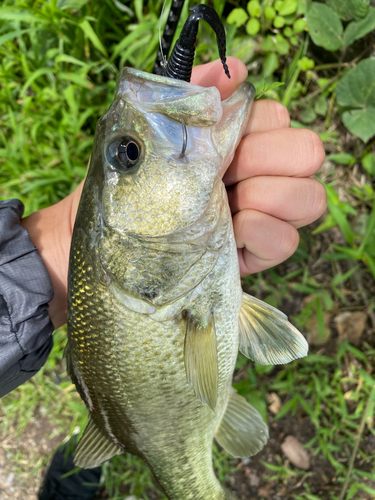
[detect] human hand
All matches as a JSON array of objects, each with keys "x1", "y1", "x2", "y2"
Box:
[
  {"x1": 22, "y1": 57, "x2": 326, "y2": 329},
  {"x1": 193, "y1": 57, "x2": 326, "y2": 276}
]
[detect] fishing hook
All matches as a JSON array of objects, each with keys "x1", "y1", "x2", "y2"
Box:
[
  {"x1": 180, "y1": 118, "x2": 187, "y2": 159},
  {"x1": 153, "y1": 0, "x2": 185, "y2": 75}
]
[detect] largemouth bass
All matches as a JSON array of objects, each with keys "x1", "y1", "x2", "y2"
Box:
[{"x1": 67, "y1": 67, "x2": 308, "y2": 500}]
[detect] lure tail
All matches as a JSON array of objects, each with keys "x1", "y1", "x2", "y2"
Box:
[{"x1": 154, "y1": 3, "x2": 230, "y2": 82}]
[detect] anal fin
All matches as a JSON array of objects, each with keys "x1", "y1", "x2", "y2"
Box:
[
  {"x1": 184, "y1": 311, "x2": 218, "y2": 411},
  {"x1": 74, "y1": 418, "x2": 123, "y2": 469},
  {"x1": 239, "y1": 292, "x2": 308, "y2": 365},
  {"x1": 215, "y1": 389, "x2": 268, "y2": 458}
]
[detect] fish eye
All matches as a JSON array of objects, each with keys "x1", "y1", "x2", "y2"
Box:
[{"x1": 107, "y1": 137, "x2": 141, "y2": 172}]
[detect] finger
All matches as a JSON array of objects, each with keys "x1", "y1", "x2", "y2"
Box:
[
  {"x1": 224, "y1": 128, "x2": 325, "y2": 186},
  {"x1": 191, "y1": 57, "x2": 248, "y2": 100},
  {"x1": 246, "y1": 100, "x2": 290, "y2": 134},
  {"x1": 232, "y1": 210, "x2": 300, "y2": 276},
  {"x1": 228, "y1": 177, "x2": 327, "y2": 228}
]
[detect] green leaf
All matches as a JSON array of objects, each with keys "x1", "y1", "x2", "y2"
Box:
[
  {"x1": 264, "y1": 6, "x2": 276, "y2": 19},
  {"x1": 332, "y1": 244, "x2": 362, "y2": 259},
  {"x1": 278, "y1": 0, "x2": 298, "y2": 16},
  {"x1": 300, "y1": 107, "x2": 317, "y2": 124},
  {"x1": 344, "y1": 7, "x2": 375, "y2": 45},
  {"x1": 283, "y1": 26, "x2": 293, "y2": 37},
  {"x1": 293, "y1": 18, "x2": 306, "y2": 33},
  {"x1": 0, "y1": 28, "x2": 33, "y2": 47},
  {"x1": 336, "y1": 58, "x2": 375, "y2": 141},
  {"x1": 327, "y1": 195, "x2": 354, "y2": 245},
  {"x1": 362, "y1": 152, "x2": 375, "y2": 176},
  {"x1": 111, "y1": 21, "x2": 154, "y2": 60},
  {"x1": 246, "y1": 18, "x2": 260, "y2": 35},
  {"x1": 112, "y1": 0, "x2": 134, "y2": 15},
  {"x1": 336, "y1": 58, "x2": 375, "y2": 108},
  {"x1": 314, "y1": 95, "x2": 328, "y2": 116},
  {"x1": 263, "y1": 53, "x2": 280, "y2": 77},
  {"x1": 20, "y1": 68, "x2": 54, "y2": 97},
  {"x1": 55, "y1": 54, "x2": 88, "y2": 67},
  {"x1": 275, "y1": 396, "x2": 298, "y2": 420},
  {"x1": 326, "y1": 0, "x2": 369, "y2": 20},
  {"x1": 297, "y1": 56, "x2": 315, "y2": 71},
  {"x1": 0, "y1": 6, "x2": 46, "y2": 23},
  {"x1": 327, "y1": 153, "x2": 356, "y2": 165},
  {"x1": 231, "y1": 38, "x2": 256, "y2": 64},
  {"x1": 275, "y1": 34, "x2": 290, "y2": 55},
  {"x1": 306, "y1": 3, "x2": 343, "y2": 51},
  {"x1": 260, "y1": 35, "x2": 275, "y2": 52},
  {"x1": 313, "y1": 214, "x2": 336, "y2": 234},
  {"x1": 134, "y1": 0, "x2": 143, "y2": 21},
  {"x1": 342, "y1": 108, "x2": 375, "y2": 142},
  {"x1": 79, "y1": 19, "x2": 108, "y2": 57},
  {"x1": 364, "y1": 252, "x2": 375, "y2": 279},
  {"x1": 255, "y1": 81, "x2": 284, "y2": 99},
  {"x1": 56, "y1": 0, "x2": 90, "y2": 10},
  {"x1": 227, "y1": 8, "x2": 249, "y2": 27},
  {"x1": 247, "y1": 390, "x2": 268, "y2": 424},
  {"x1": 58, "y1": 72, "x2": 92, "y2": 89},
  {"x1": 247, "y1": 0, "x2": 261, "y2": 18},
  {"x1": 273, "y1": 16, "x2": 285, "y2": 28}
]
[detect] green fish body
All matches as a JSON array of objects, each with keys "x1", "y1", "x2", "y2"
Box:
[{"x1": 67, "y1": 68, "x2": 308, "y2": 500}]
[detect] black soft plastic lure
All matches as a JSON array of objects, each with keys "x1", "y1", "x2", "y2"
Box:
[{"x1": 154, "y1": 3, "x2": 230, "y2": 82}]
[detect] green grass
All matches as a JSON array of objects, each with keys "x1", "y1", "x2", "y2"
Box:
[{"x1": 1, "y1": 1, "x2": 375, "y2": 499}]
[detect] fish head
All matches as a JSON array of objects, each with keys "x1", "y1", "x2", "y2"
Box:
[{"x1": 87, "y1": 67, "x2": 255, "y2": 238}]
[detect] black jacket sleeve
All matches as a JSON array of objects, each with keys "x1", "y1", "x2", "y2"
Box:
[{"x1": 0, "y1": 199, "x2": 54, "y2": 398}]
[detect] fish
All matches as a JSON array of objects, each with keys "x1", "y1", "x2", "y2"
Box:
[{"x1": 66, "y1": 66, "x2": 308, "y2": 500}]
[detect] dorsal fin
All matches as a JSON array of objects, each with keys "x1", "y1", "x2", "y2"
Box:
[
  {"x1": 215, "y1": 389, "x2": 268, "y2": 457},
  {"x1": 74, "y1": 418, "x2": 123, "y2": 469},
  {"x1": 239, "y1": 293, "x2": 308, "y2": 365},
  {"x1": 184, "y1": 311, "x2": 218, "y2": 411}
]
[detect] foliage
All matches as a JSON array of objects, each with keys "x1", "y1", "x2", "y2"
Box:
[{"x1": 0, "y1": 0, "x2": 374, "y2": 499}]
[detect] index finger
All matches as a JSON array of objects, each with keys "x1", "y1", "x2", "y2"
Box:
[{"x1": 191, "y1": 58, "x2": 291, "y2": 134}]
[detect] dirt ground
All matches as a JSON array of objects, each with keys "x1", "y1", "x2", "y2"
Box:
[{"x1": 0, "y1": 415, "x2": 63, "y2": 500}]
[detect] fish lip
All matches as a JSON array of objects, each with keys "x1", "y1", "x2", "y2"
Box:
[{"x1": 118, "y1": 66, "x2": 211, "y2": 92}]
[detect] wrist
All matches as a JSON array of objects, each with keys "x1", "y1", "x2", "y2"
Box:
[{"x1": 21, "y1": 183, "x2": 83, "y2": 329}]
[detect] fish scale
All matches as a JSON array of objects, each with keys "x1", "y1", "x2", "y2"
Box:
[
  {"x1": 69, "y1": 217, "x2": 241, "y2": 499},
  {"x1": 67, "y1": 67, "x2": 308, "y2": 500}
]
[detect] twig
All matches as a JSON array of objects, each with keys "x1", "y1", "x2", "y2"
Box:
[
  {"x1": 338, "y1": 384, "x2": 375, "y2": 500},
  {"x1": 314, "y1": 62, "x2": 353, "y2": 71},
  {"x1": 325, "y1": 91, "x2": 336, "y2": 130}
]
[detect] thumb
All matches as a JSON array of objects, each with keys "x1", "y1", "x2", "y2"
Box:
[{"x1": 191, "y1": 56, "x2": 248, "y2": 100}]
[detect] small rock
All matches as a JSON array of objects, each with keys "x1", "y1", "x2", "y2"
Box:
[
  {"x1": 249, "y1": 472, "x2": 260, "y2": 487},
  {"x1": 5, "y1": 472, "x2": 15, "y2": 486},
  {"x1": 267, "y1": 393, "x2": 281, "y2": 415},
  {"x1": 258, "y1": 486, "x2": 270, "y2": 498},
  {"x1": 281, "y1": 435, "x2": 310, "y2": 470},
  {"x1": 335, "y1": 311, "x2": 367, "y2": 345}
]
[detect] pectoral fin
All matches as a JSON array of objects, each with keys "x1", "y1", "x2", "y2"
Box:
[
  {"x1": 74, "y1": 418, "x2": 123, "y2": 469},
  {"x1": 239, "y1": 292, "x2": 308, "y2": 365},
  {"x1": 215, "y1": 389, "x2": 268, "y2": 457},
  {"x1": 184, "y1": 312, "x2": 218, "y2": 411}
]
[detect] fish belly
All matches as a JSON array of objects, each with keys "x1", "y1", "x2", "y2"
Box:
[{"x1": 68, "y1": 233, "x2": 241, "y2": 500}]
